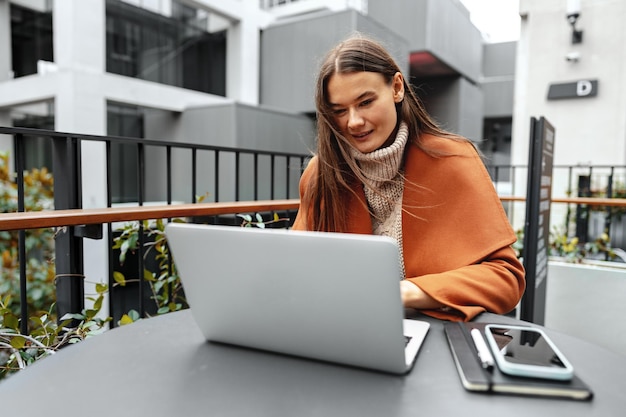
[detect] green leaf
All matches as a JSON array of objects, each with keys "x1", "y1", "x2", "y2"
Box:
[
  {"x1": 30, "y1": 287, "x2": 44, "y2": 301},
  {"x1": 95, "y1": 283, "x2": 108, "y2": 294},
  {"x1": 255, "y1": 213, "x2": 263, "y2": 223},
  {"x1": 238, "y1": 214, "x2": 252, "y2": 222},
  {"x1": 93, "y1": 295, "x2": 103, "y2": 312},
  {"x1": 157, "y1": 306, "x2": 170, "y2": 315},
  {"x1": 119, "y1": 239, "x2": 130, "y2": 263},
  {"x1": 3, "y1": 312, "x2": 19, "y2": 330},
  {"x1": 143, "y1": 269, "x2": 155, "y2": 281},
  {"x1": 84, "y1": 309, "x2": 98, "y2": 321},
  {"x1": 127, "y1": 309, "x2": 140, "y2": 321},
  {"x1": 57, "y1": 318, "x2": 73, "y2": 328},
  {"x1": 10, "y1": 335, "x2": 26, "y2": 349},
  {"x1": 61, "y1": 313, "x2": 85, "y2": 321},
  {"x1": 2, "y1": 294, "x2": 12, "y2": 307},
  {"x1": 119, "y1": 314, "x2": 134, "y2": 326},
  {"x1": 113, "y1": 271, "x2": 126, "y2": 286}
]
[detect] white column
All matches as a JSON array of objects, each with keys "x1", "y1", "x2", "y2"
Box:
[
  {"x1": 0, "y1": 1, "x2": 13, "y2": 167},
  {"x1": 0, "y1": 110, "x2": 12, "y2": 173},
  {"x1": 53, "y1": 0, "x2": 110, "y2": 319},
  {"x1": 0, "y1": 0, "x2": 11, "y2": 81},
  {"x1": 227, "y1": 17, "x2": 260, "y2": 105}
]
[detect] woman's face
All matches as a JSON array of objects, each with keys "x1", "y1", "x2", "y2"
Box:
[{"x1": 326, "y1": 71, "x2": 404, "y2": 154}]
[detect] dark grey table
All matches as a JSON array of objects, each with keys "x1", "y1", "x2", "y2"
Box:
[{"x1": 1, "y1": 309, "x2": 624, "y2": 416}]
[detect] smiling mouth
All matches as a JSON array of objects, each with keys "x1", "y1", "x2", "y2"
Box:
[{"x1": 351, "y1": 130, "x2": 373, "y2": 140}]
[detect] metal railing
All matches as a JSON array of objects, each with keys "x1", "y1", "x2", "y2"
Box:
[
  {"x1": 0, "y1": 126, "x2": 309, "y2": 333},
  {"x1": 487, "y1": 163, "x2": 626, "y2": 244},
  {"x1": 3, "y1": 125, "x2": 626, "y2": 334}
]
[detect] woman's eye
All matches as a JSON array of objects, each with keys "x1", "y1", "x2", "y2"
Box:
[
  {"x1": 360, "y1": 99, "x2": 373, "y2": 107},
  {"x1": 332, "y1": 109, "x2": 346, "y2": 116}
]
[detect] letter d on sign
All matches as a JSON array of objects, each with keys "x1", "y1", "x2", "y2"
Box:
[{"x1": 577, "y1": 80, "x2": 593, "y2": 96}]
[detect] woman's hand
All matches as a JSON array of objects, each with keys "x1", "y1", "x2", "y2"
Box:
[{"x1": 400, "y1": 280, "x2": 445, "y2": 310}]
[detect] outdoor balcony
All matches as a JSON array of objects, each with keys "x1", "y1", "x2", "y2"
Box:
[{"x1": 1, "y1": 125, "x2": 626, "y2": 381}]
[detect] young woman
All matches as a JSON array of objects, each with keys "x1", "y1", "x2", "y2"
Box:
[{"x1": 292, "y1": 35, "x2": 525, "y2": 321}]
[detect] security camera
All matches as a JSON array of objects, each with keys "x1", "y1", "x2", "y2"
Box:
[
  {"x1": 565, "y1": 51, "x2": 580, "y2": 62},
  {"x1": 566, "y1": 0, "x2": 581, "y2": 18}
]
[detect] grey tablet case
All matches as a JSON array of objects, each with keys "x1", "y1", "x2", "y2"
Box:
[{"x1": 444, "y1": 322, "x2": 593, "y2": 401}]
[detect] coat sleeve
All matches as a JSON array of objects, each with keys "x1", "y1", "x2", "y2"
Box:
[
  {"x1": 406, "y1": 245, "x2": 525, "y2": 321},
  {"x1": 401, "y1": 137, "x2": 526, "y2": 321}
]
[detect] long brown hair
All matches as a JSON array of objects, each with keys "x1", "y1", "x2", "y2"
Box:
[{"x1": 306, "y1": 33, "x2": 463, "y2": 232}]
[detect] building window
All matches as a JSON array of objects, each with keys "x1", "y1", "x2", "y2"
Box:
[
  {"x1": 107, "y1": 102, "x2": 143, "y2": 204},
  {"x1": 11, "y1": 102, "x2": 55, "y2": 172},
  {"x1": 10, "y1": 3, "x2": 53, "y2": 78},
  {"x1": 105, "y1": 0, "x2": 226, "y2": 95},
  {"x1": 480, "y1": 117, "x2": 513, "y2": 182}
]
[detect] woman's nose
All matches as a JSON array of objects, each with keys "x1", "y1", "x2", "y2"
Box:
[{"x1": 347, "y1": 108, "x2": 365, "y2": 130}]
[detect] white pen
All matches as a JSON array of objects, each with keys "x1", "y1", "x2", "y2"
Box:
[{"x1": 470, "y1": 328, "x2": 495, "y2": 370}]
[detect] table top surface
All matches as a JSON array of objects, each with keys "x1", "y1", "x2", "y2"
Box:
[{"x1": 1, "y1": 309, "x2": 625, "y2": 416}]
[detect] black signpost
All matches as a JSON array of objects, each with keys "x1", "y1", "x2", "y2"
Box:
[{"x1": 520, "y1": 117, "x2": 555, "y2": 325}]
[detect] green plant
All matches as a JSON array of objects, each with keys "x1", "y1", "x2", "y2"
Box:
[
  {"x1": 549, "y1": 227, "x2": 615, "y2": 263},
  {"x1": 0, "y1": 283, "x2": 111, "y2": 380},
  {"x1": 0, "y1": 153, "x2": 292, "y2": 378},
  {"x1": 238, "y1": 212, "x2": 290, "y2": 228},
  {"x1": 0, "y1": 152, "x2": 57, "y2": 322},
  {"x1": 512, "y1": 226, "x2": 616, "y2": 263},
  {"x1": 112, "y1": 218, "x2": 187, "y2": 321},
  {"x1": 111, "y1": 212, "x2": 291, "y2": 324}
]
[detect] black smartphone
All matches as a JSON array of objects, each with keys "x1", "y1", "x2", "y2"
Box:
[{"x1": 484, "y1": 324, "x2": 574, "y2": 381}]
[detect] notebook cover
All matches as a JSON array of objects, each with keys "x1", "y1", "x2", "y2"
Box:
[{"x1": 444, "y1": 322, "x2": 593, "y2": 401}]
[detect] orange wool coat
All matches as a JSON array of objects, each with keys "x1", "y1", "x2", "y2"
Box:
[{"x1": 292, "y1": 134, "x2": 526, "y2": 321}]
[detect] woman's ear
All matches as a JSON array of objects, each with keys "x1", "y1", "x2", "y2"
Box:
[{"x1": 392, "y1": 72, "x2": 405, "y2": 103}]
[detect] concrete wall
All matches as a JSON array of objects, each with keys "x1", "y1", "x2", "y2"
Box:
[
  {"x1": 546, "y1": 260, "x2": 626, "y2": 356},
  {"x1": 511, "y1": 0, "x2": 626, "y2": 230},
  {"x1": 368, "y1": 0, "x2": 482, "y2": 83},
  {"x1": 260, "y1": 9, "x2": 409, "y2": 113},
  {"x1": 514, "y1": 0, "x2": 626, "y2": 168},
  {"x1": 143, "y1": 103, "x2": 314, "y2": 203},
  {"x1": 483, "y1": 41, "x2": 516, "y2": 118},
  {"x1": 417, "y1": 77, "x2": 483, "y2": 142}
]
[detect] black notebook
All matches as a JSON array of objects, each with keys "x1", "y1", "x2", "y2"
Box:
[{"x1": 444, "y1": 322, "x2": 593, "y2": 401}]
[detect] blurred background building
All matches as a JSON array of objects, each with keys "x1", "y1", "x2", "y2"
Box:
[
  {"x1": 1, "y1": 0, "x2": 625, "y2": 232},
  {"x1": 0, "y1": 0, "x2": 515, "y2": 203}
]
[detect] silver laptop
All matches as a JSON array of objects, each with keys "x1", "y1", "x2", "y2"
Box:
[{"x1": 165, "y1": 222, "x2": 430, "y2": 374}]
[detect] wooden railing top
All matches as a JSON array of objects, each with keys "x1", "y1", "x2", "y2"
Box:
[
  {"x1": 1, "y1": 196, "x2": 626, "y2": 232},
  {"x1": 499, "y1": 196, "x2": 626, "y2": 206},
  {"x1": 0, "y1": 199, "x2": 301, "y2": 231}
]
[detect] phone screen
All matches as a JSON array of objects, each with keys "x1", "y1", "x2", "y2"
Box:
[{"x1": 487, "y1": 326, "x2": 567, "y2": 369}]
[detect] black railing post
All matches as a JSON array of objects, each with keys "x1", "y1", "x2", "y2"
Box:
[
  {"x1": 136, "y1": 143, "x2": 145, "y2": 318},
  {"x1": 192, "y1": 148, "x2": 197, "y2": 203},
  {"x1": 575, "y1": 174, "x2": 591, "y2": 242},
  {"x1": 605, "y1": 169, "x2": 615, "y2": 252},
  {"x1": 14, "y1": 134, "x2": 28, "y2": 335},
  {"x1": 52, "y1": 136, "x2": 85, "y2": 323}
]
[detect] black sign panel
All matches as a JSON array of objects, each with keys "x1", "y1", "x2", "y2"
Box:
[
  {"x1": 547, "y1": 79, "x2": 598, "y2": 100},
  {"x1": 520, "y1": 117, "x2": 555, "y2": 325}
]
